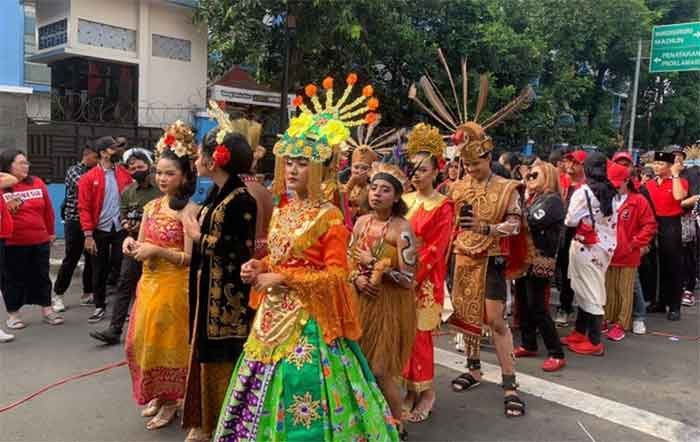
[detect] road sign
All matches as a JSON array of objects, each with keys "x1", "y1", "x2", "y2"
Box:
[{"x1": 650, "y1": 22, "x2": 700, "y2": 73}]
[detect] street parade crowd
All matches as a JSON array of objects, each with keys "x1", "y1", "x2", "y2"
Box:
[{"x1": 0, "y1": 52, "x2": 699, "y2": 442}]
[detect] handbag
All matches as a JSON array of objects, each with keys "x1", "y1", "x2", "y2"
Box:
[
  {"x1": 531, "y1": 252, "x2": 556, "y2": 279},
  {"x1": 575, "y1": 190, "x2": 599, "y2": 246}
]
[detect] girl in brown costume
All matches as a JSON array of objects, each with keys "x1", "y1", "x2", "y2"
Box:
[{"x1": 349, "y1": 162, "x2": 417, "y2": 439}]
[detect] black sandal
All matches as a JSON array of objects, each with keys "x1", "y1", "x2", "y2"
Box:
[
  {"x1": 504, "y1": 394, "x2": 526, "y2": 418},
  {"x1": 451, "y1": 372, "x2": 481, "y2": 392},
  {"x1": 395, "y1": 423, "x2": 408, "y2": 441}
]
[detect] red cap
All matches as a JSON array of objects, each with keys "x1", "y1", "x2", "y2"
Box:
[
  {"x1": 607, "y1": 160, "x2": 630, "y2": 188},
  {"x1": 565, "y1": 150, "x2": 587, "y2": 164},
  {"x1": 612, "y1": 151, "x2": 633, "y2": 164}
]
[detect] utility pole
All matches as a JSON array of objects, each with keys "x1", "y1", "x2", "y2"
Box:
[
  {"x1": 279, "y1": 15, "x2": 291, "y2": 133},
  {"x1": 628, "y1": 38, "x2": 642, "y2": 153}
]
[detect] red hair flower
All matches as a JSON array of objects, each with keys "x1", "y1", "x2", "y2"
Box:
[
  {"x1": 292, "y1": 95, "x2": 304, "y2": 107},
  {"x1": 213, "y1": 145, "x2": 231, "y2": 167},
  {"x1": 305, "y1": 84, "x2": 317, "y2": 97},
  {"x1": 346, "y1": 73, "x2": 358, "y2": 85},
  {"x1": 164, "y1": 134, "x2": 175, "y2": 146}
]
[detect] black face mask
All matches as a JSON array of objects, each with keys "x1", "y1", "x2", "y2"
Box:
[{"x1": 131, "y1": 170, "x2": 149, "y2": 183}]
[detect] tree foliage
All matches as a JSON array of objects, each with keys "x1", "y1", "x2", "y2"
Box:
[{"x1": 196, "y1": 0, "x2": 699, "y2": 153}]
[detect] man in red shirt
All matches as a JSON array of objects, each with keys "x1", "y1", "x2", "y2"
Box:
[
  {"x1": 78, "y1": 136, "x2": 132, "y2": 323},
  {"x1": 644, "y1": 151, "x2": 688, "y2": 320},
  {"x1": 605, "y1": 162, "x2": 656, "y2": 340},
  {"x1": 554, "y1": 149, "x2": 588, "y2": 327}
]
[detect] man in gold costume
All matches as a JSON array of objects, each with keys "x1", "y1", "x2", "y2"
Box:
[
  {"x1": 447, "y1": 122, "x2": 525, "y2": 417},
  {"x1": 407, "y1": 48, "x2": 534, "y2": 417}
]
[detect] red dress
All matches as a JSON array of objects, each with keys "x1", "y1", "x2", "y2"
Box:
[{"x1": 401, "y1": 191, "x2": 454, "y2": 392}]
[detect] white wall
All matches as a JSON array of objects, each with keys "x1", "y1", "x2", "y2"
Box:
[
  {"x1": 69, "y1": 0, "x2": 139, "y2": 63},
  {"x1": 140, "y1": 1, "x2": 207, "y2": 127},
  {"x1": 35, "y1": 0, "x2": 70, "y2": 28}
]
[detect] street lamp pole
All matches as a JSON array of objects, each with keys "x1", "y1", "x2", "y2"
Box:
[
  {"x1": 279, "y1": 13, "x2": 295, "y2": 133},
  {"x1": 628, "y1": 38, "x2": 642, "y2": 153}
]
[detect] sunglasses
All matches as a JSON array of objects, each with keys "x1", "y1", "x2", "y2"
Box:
[{"x1": 525, "y1": 172, "x2": 539, "y2": 181}]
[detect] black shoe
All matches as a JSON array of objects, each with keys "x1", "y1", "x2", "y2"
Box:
[
  {"x1": 667, "y1": 310, "x2": 681, "y2": 321},
  {"x1": 647, "y1": 304, "x2": 666, "y2": 314},
  {"x1": 90, "y1": 328, "x2": 121, "y2": 345}
]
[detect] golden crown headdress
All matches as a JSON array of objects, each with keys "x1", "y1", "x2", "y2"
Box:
[
  {"x1": 684, "y1": 143, "x2": 700, "y2": 160},
  {"x1": 370, "y1": 161, "x2": 408, "y2": 191},
  {"x1": 409, "y1": 48, "x2": 534, "y2": 161},
  {"x1": 273, "y1": 73, "x2": 379, "y2": 163},
  {"x1": 406, "y1": 123, "x2": 446, "y2": 160},
  {"x1": 207, "y1": 101, "x2": 258, "y2": 149},
  {"x1": 156, "y1": 120, "x2": 196, "y2": 158}
]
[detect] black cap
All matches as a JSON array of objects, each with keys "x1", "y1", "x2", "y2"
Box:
[
  {"x1": 665, "y1": 144, "x2": 685, "y2": 158},
  {"x1": 654, "y1": 151, "x2": 675, "y2": 164},
  {"x1": 94, "y1": 136, "x2": 117, "y2": 152}
]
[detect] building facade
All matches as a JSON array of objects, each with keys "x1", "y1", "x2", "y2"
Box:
[
  {"x1": 30, "y1": 0, "x2": 207, "y2": 127},
  {"x1": 0, "y1": 1, "x2": 51, "y2": 150}
]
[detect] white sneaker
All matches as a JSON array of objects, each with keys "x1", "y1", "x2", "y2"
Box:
[
  {"x1": 52, "y1": 295, "x2": 66, "y2": 313},
  {"x1": 554, "y1": 309, "x2": 569, "y2": 327},
  {"x1": 632, "y1": 320, "x2": 646, "y2": 335},
  {"x1": 0, "y1": 328, "x2": 15, "y2": 343}
]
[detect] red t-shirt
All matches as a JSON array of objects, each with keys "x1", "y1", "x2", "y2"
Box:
[
  {"x1": 644, "y1": 177, "x2": 688, "y2": 217},
  {"x1": 0, "y1": 197, "x2": 13, "y2": 239},
  {"x1": 2, "y1": 177, "x2": 55, "y2": 246}
]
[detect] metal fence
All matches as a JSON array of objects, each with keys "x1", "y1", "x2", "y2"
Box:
[{"x1": 26, "y1": 120, "x2": 162, "y2": 183}]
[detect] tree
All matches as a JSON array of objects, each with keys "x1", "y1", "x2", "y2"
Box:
[{"x1": 195, "y1": 0, "x2": 697, "y2": 153}]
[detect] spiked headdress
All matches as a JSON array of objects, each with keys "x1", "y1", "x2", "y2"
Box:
[
  {"x1": 345, "y1": 114, "x2": 404, "y2": 166},
  {"x1": 271, "y1": 73, "x2": 378, "y2": 202},
  {"x1": 408, "y1": 48, "x2": 534, "y2": 161}
]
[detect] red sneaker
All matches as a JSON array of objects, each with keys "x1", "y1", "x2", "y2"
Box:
[
  {"x1": 569, "y1": 339, "x2": 605, "y2": 356},
  {"x1": 607, "y1": 323, "x2": 626, "y2": 341},
  {"x1": 560, "y1": 331, "x2": 587, "y2": 346},
  {"x1": 542, "y1": 357, "x2": 566, "y2": 372},
  {"x1": 513, "y1": 346, "x2": 538, "y2": 358}
]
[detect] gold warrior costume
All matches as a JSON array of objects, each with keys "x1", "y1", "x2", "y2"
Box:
[{"x1": 407, "y1": 49, "x2": 534, "y2": 362}]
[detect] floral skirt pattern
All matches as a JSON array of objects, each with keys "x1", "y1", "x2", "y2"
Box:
[{"x1": 213, "y1": 319, "x2": 399, "y2": 442}]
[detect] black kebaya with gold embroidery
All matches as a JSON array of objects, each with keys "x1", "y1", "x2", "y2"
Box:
[{"x1": 188, "y1": 175, "x2": 257, "y2": 363}]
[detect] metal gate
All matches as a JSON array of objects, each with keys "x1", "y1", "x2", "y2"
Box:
[{"x1": 26, "y1": 120, "x2": 162, "y2": 183}]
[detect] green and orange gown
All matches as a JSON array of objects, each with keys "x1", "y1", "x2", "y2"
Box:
[{"x1": 213, "y1": 198, "x2": 398, "y2": 441}]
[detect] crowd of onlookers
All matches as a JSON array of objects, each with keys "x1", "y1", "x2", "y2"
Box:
[
  {"x1": 512, "y1": 145, "x2": 697, "y2": 349},
  {"x1": 0, "y1": 136, "x2": 163, "y2": 343}
]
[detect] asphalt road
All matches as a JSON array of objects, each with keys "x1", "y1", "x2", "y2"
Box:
[{"x1": 0, "y1": 244, "x2": 698, "y2": 441}]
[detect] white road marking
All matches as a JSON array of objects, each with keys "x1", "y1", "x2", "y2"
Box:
[{"x1": 435, "y1": 348, "x2": 700, "y2": 442}]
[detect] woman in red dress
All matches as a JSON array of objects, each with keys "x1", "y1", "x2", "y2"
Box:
[{"x1": 401, "y1": 123, "x2": 454, "y2": 423}]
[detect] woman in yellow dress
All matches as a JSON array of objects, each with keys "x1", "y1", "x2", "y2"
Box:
[
  {"x1": 349, "y1": 162, "x2": 417, "y2": 438},
  {"x1": 124, "y1": 122, "x2": 195, "y2": 430}
]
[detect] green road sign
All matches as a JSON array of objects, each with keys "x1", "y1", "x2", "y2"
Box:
[{"x1": 650, "y1": 21, "x2": 700, "y2": 73}]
